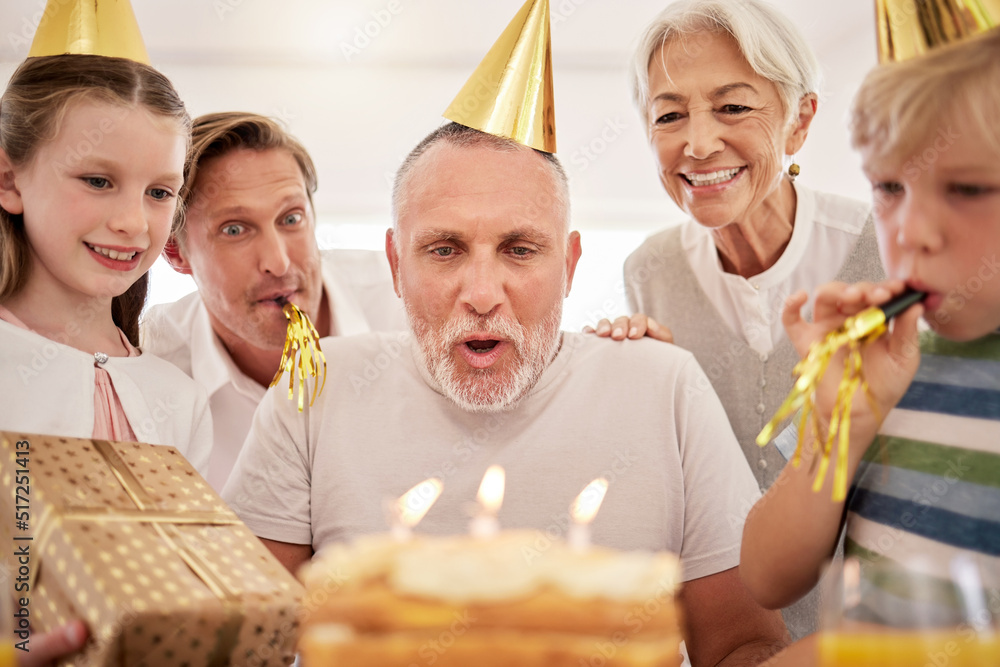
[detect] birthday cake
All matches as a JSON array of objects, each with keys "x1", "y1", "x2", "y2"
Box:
[{"x1": 297, "y1": 532, "x2": 683, "y2": 667}]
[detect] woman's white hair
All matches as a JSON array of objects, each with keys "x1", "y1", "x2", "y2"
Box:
[{"x1": 630, "y1": 0, "x2": 821, "y2": 131}]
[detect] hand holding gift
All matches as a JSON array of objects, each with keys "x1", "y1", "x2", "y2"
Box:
[
  {"x1": 17, "y1": 622, "x2": 88, "y2": 667},
  {"x1": 0, "y1": 432, "x2": 303, "y2": 667}
]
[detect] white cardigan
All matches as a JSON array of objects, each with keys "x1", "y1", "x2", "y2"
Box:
[{"x1": 0, "y1": 319, "x2": 212, "y2": 474}]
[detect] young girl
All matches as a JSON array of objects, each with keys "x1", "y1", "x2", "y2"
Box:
[
  {"x1": 741, "y1": 29, "x2": 1000, "y2": 634},
  {"x1": 0, "y1": 54, "x2": 211, "y2": 473}
]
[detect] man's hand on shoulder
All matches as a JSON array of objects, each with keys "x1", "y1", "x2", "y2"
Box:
[{"x1": 583, "y1": 314, "x2": 673, "y2": 343}]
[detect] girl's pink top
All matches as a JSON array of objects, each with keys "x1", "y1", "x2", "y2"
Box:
[{"x1": 0, "y1": 305, "x2": 138, "y2": 441}]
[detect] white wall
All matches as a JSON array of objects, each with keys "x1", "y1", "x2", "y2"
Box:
[{"x1": 0, "y1": 3, "x2": 878, "y2": 330}]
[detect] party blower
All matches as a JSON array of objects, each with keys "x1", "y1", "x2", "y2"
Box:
[
  {"x1": 756, "y1": 288, "x2": 926, "y2": 501},
  {"x1": 270, "y1": 300, "x2": 327, "y2": 412}
]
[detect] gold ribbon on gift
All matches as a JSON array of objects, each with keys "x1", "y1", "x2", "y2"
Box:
[
  {"x1": 32, "y1": 440, "x2": 244, "y2": 667},
  {"x1": 756, "y1": 309, "x2": 887, "y2": 502},
  {"x1": 270, "y1": 301, "x2": 327, "y2": 412}
]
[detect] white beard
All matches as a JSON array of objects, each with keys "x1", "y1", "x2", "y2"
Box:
[{"x1": 406, "y1": 305, "x2": 563, "y2": 413}]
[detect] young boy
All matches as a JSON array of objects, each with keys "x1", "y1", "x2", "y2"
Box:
[{"x1": 741, "y1": 28, "x2": 1000, "y2": 633}]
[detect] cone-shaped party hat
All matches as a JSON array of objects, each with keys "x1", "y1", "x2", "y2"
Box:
[
  {"x1": 876, "y1": 0, "x2": 1000, "y2": 63},
  {"x1": 28, "y1": 0, "x2": 150, "y2": 64},
  {"x1": 443, "y1": 0, "x2": 556, "y2": 153}
]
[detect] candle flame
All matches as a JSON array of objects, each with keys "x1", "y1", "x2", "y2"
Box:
[
  {"x1": 476, "y1": 465, "x2": 505, "y2": 514},
  {"x1": 571, "y1": 477, "x2": 609, "y2": 525},
  {"x1": 397, "y1": 478, "x2": 443, "y2": 528}
]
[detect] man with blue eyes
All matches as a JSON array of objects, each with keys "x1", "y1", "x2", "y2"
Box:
[
  {"x1": 223, "y1": 122, "x2": 790, "y2": 666},
  {"x1": 142, "y1": 112, "x2": 405, "y2": 490}
]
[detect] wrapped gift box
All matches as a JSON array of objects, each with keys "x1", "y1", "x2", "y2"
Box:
[{"x1": 0, "y1": 431, "x2": 304, "y2": 666}]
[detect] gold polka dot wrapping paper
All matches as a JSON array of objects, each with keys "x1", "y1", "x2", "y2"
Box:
[{"x1": 0, "y1": 431, "x2": 305, "y2": 666}]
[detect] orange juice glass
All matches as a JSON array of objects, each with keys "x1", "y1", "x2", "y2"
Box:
[
  {"x1": 1, "y1": 571, "x2": 14, "y2": 667},
  {"x1": 819, "y1": 630, "x2": 1000, "y2": 667}
]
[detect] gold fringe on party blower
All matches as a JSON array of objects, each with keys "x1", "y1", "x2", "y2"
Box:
[
  {"x1": 756, "y1": 290, "x2": 925, "y2": 501},
  {"x1": 270, "y1": 302, "x2": 326, "y2": 412}
]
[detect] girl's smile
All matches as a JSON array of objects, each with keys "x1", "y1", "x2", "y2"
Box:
[{"x1": 1, "y1": 99, "x2": 186, "y2": 308}]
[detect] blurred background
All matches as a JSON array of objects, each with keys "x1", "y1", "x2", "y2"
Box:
[{"x1": 0, "y1": 0, "x2": 878, "y2": 330}]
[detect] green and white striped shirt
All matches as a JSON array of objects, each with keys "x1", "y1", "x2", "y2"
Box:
[{"x1": 844, "y1": 331, "x2": 1000, "y2": 627}]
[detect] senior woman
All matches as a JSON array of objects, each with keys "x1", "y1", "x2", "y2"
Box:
[
  {"x1": 624, "y1": 0, "x2": 884, "y2": 490},
  {"x1": 622, "y1": 0, "x2": 884, "y2": 641}
]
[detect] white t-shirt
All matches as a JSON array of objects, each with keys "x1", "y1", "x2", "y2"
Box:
[
  {"x1": 222, "y1": 332, "x2": 761, "y2": 582},
  {"x1": 141, "y1": 248, "x2": 406, "y2": 490},
  {"x1": 682, "y1": 182, "x2": 871, "y2": 355}
]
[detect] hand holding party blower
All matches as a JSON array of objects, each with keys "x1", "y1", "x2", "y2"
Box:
[{"x1": 756, "y1": 288, "x2": 926, "y2": 501}]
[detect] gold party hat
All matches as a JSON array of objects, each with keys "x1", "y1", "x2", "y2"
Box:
[
  {"x1": 443, "y1": 0, "x2": 556, "y2": 153},
  {"x1": 28, "y1": 0, "x2": 151, "y2": 64},
  {"x1": 876, "y1": 0, "x2": 1000, "y2": 63}
]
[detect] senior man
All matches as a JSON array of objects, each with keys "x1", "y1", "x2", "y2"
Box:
[
  {"x1": 223, "y1": 123, "x2": 788, "y2": 665},
  {"x1": 142, "y1": 112, "x2": 405, "y2": 489}
]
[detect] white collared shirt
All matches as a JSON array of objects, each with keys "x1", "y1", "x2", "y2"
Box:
[
  {"x1": 682, "y1": 182, "x2": 872, "y2": 355},
  {"x1": 141, "y1": 248, "x2": 407, "y2": 490}
]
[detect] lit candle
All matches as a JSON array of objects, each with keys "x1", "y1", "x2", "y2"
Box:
[
  {"x1": 568, "y1": 477, "x2": 609, "y2": 551},
  {"x1": 389, "y1": 478, "x2": 443, "y2": 541},
  {"x1": 469, "y1": 465, "x2": 505, "y2": 539}
]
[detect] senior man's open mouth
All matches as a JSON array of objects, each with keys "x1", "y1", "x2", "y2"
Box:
[
  {"x1": 458, "y1": 336, "x2": 509, "y2": 369},
  {"x1": 466, "y1": 339, "x2": 499, "y2": 353}
]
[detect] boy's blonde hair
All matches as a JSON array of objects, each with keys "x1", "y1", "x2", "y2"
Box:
[
  {"x1": 0, "y1": 55, "x2": 190, "y2": 346},
  {"x1": 850, "y1": 31, "x2": 1000, "y2": 170}
]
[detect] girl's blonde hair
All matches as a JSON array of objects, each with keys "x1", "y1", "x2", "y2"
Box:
[
  {"x1": 851, "y1": 31, "x2": 1000, "y2": 170},
  {"x1": 0, "y1": 54, "x2": 191, "y2": 345}
]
